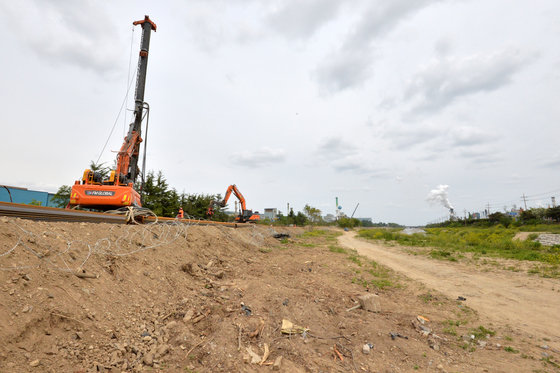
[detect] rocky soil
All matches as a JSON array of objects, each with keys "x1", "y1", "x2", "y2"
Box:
[{"x1": 0, "y1": 217, "x2": 558, "y2": 372}]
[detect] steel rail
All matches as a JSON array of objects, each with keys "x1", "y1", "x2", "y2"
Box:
[{"x1": 0, "y1": 201, "x2": 247, "y2": 227}]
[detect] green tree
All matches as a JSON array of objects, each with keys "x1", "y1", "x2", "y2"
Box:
[
  {"x1": 51, "y1": 185, "x2": 71, "y2": 208},
  {"x1": 303, "y1": 204, "x2": 323, "y2": 225},
  {"x1": 519, "y1": 209, "x2": 539, "y2": 224},
  {"x1": 89, "y1": 161, "x2": 110, "y2": 180},
  {"x1": 185, "y1": 193, "x2": 229, "y2": 221},
  {"x1": 293, "y1": 212, "x2": 308, "y2": 226},
  {"x1": 545, "y1": 206, "x2": 560, "y2": 222},
  {"x1": 337, "y1": 217, "x2": 362, "y2": 229},
  {"x1": 142, "y1": 171, "x2": 178, "y2": 217}
]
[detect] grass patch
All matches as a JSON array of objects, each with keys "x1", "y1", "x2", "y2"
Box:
[
  {"x1": 328, "y1": 245, "x2": 347, "y2": 254},
  {"x1": 358, "y1": 227, "x2": 560, "y2": 265},
  {"x1": 348, "y1": 254, "x2": 395, "y2": 289},
  {"x1": 528, "y1": 264, "x2": 560, "y2": 278},
  {"x1": 419, "y1": 293, "x2": 435, "y2": 303},
  {"x1": 302, "y1": 229, "x2": 329, "y2": 237},
  {"x1": 469, "y1": 325, "x2": 495, "y2": 340},
  {"x1": 430, "y1": 249, "x2": 457, "y2": 261},
  {"x1": 442, "y1": 319, "x2": 466, "y2": 336},
  {"x1": 541, "y1": 356, "x2": 560, "y2": 368},
  {"x1": 504, "y1": 346, "x2": 519, "y2": 353},
  {"x1": 300, "y1": 243, "x2": 316, "y2": 247},
  {"x1": 442, "y1": 326, "x2": 457, "y2": 336},
  {"x1": 347, "y1": 254, "x2": 362, "y2": 266}
]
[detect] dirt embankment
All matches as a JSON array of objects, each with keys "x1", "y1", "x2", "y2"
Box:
[
  {"x1": 339, "y1": 231, "x2": 560, "y2": 346},
  {"x1": 0, "y1": 218, "x2": 558, "y2": 372}
]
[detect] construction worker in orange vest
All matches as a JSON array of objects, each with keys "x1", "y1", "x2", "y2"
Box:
[{"x1": 177, "y1": 207, "x2": 184, "y2": 219}]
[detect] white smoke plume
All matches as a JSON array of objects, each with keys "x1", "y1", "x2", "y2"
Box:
[{"x1": 427, "y1": 184, "x2": 454, "y2": 210}]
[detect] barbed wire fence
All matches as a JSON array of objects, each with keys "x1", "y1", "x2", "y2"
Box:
[
  {"x1": 0, "y1": 214, "x2": 196, "y2": 273},
  {"x1": 0, "y1": 208, "x2": 284, "y2": 274}
]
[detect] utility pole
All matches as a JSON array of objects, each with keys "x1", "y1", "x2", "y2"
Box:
[
  {"x1": 287, "y1": 203, "x2": 289, "y2": 216},
  {"x1": 522, "y1": 194, "x2": 528, "y2": 210}
]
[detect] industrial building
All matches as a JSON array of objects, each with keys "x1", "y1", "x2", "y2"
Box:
[{"x1": 0, "y1": 186, "x2": 59, "y2": 207}]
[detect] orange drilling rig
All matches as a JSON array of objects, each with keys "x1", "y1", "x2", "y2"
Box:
[
  {"x1": 68, "y1": 16, "x2": 156, "y2": 210},
  {"x1": 207, "y1": 184, "x2": 260, "y2": 223}
]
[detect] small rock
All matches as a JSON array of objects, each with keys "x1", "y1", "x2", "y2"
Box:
[
  {"x1": 29, "y1": 359, "x2": 40, "y2": 367},
  {"x1": 542, "y1": 352, "x2": 550, "y2": 358},
  {"x1": 437, "y1": 364, "x2": 444, "y2": 371},
  {"x1": 142, "y1": 335, "x2": 152, "y2": 342},
  {"x1": 214, "y1": 271, "x2": 225, "y2": 279},
  {"x1": 183, "y1": 309, "x2": 194, "y2": 322},
  {"x1": 156, "y1": 344, "x2": 170, "y2": 358},
  {"x1": 477, "y1": 340, "x2": 487, "y2": 348},
  {"x1": 143, "y1": 352, "x2": 154, "y2": 366},
  {"x1": 541, "y1": 345, "x2": 549, "y2": 350},
  {"x1": 9, "y1": 289, "x2": 15, "y2": 295},
  {"x1": 22, "y1": 305, "x2": 31, "y2": 313},
  {"x1": 109, "y1": 350, "x2": 120, "y2": 366},
  {"x1": 273, "y1": 356, "x2": 283, "y2": 370},
  {"x1": 357, "y1": 293, "x2": 380, "y2": 312},
  {"x1": 245, "y1": 346, "x2": 261, "y2": 364},
  {"x1": 165, "y1": 321, "x2": 178, "y2": 330},
  {"x1": 428, "y1": 337, "x2": 440, "y2": 351},
  {"x1": 362, "y1": 344, "x2": 371, "y2": 354}
]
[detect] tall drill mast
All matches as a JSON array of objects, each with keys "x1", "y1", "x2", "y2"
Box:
[{"x1": 116, "y1": 15, "x2": 157, "y2": 185}]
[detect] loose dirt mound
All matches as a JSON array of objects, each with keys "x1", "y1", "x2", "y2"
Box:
[{"x1": 0, "y1": 218, "x2": 557, "y2": 372}]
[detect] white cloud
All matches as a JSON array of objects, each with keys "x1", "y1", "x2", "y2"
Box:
[
  {"x1": 1, "y1": 0, "x2": 121, "y2": 74},
  {"x1": 230, "y1": 147, "x2": 286, "y2": 168},
  {"x1": 266, "y1": 0, "x2": 343, "y2": 40},
  {"x1": 314, "y1": 0, "x2": 444, "y2": 93},
  {"x1": 404, "y1": 48, "x2": 534, "y2": 113}
]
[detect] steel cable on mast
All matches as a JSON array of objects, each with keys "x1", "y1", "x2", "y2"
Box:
[{"x1": 96, "y1": 26, "x2": 137, "y2": 165}]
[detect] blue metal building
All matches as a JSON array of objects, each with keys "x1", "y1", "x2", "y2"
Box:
[{"x1": 0, "y1": 185, "x2": 59, "y2": 207}]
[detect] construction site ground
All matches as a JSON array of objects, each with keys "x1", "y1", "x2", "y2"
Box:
[{"x1": 0, "y1": 217, "x2": 558, "y2": 372}]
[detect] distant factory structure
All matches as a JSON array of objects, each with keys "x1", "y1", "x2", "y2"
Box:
[{"x1": 263, "y1": 208, "x2": 278, "y2": 221}]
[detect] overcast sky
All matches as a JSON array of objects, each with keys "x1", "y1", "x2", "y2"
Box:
[{"x1": 1, "y1": 0, "x2": 559, "y2": 225}]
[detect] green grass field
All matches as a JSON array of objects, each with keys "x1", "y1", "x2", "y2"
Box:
[{"x1": 358, "y1": 226, "x2": 560, "y2": 265}]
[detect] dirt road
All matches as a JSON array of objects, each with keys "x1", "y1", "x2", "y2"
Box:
[{"x1": 339, "y1": 231, "x2": 560, "y2": 345}]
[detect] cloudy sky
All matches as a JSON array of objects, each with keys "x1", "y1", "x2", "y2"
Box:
[{"x1": 1, "y1": 0, "x2": 559, "y2": 225}]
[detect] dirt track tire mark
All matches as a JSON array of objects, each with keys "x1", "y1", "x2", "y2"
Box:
[{"x1": 338, "y1": 231, "x2": 560, "y2": 344}]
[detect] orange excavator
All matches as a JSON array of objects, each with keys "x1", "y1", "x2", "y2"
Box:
[
  {"x1": 207, "y1": 184, "x2": 260, "y2": 223},
  {"x1": 68, "y1": 16, "x2": 156, "y2": 210}
]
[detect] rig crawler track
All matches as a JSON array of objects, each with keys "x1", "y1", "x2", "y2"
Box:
[{"x1": 0, "y1": 202, "x2": 245, "y2": 227}]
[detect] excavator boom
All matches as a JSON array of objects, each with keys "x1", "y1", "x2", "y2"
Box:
[{"x1": 207, "y1": 184, "x2": 259, "y2": 223}]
